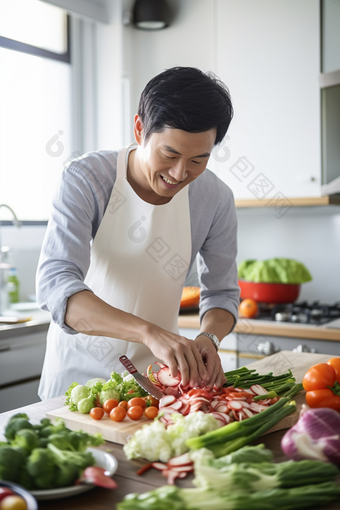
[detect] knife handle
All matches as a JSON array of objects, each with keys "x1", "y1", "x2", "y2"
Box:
[{"x1": 119, "y1": 355, "x2": 137, "y2": 374}]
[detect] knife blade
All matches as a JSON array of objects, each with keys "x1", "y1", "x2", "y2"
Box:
[{"x1": 119, "y1": 355, "x2": 164, "y2": 400}]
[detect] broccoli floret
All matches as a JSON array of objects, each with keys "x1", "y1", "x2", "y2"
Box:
[
  {"x1": 18, "y1": 468, "x2": 35, "y2": 490},
  {"x1": 8, "y1": 413, "x2": 29, "y2": 422},
  {"x1": 12, "y1": 429, "x2": 39, "y2": 454},
  {"x1": 38, "y1": 419, "x2": 68, "y2": 438},
  {"x1": 49, "y1": 433, "x2": 75, "y2": 451},
  {"x1": 48, "y1": 443, "x2": 95, "y2": 471},
  {"x1": 0, "y1": 445, "x2": 27, "y2": 482},
  {"x1": 5, "y1": 418, "x2": 33, "y2": 441},
  {"x1": 65, "y1": 430, "x2": 104, "y2": 452},
  {"x1": 38, "y1": 437, "x2": 49, "y2": 448},
  {"x1": 27, "y1": 447, "x2": 57, "y2": 489},
  {"x1": 54, "y1": 461, "x2": 80, "y2": 488}
]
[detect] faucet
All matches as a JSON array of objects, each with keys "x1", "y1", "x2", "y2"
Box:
[{"x1": 0, "y1": 204, "x2": 21, "y2": 315}]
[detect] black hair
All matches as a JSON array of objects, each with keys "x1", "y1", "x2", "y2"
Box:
[{"x1": 137, "y1": 67, "x2": 233, "y2": 146}]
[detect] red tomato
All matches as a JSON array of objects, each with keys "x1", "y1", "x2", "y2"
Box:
[
  {"x1": 302, "y1": 363, "x2": 335, "y2": 391},
  {"x1": 144, "y1": 406, "x2": 158, "y2": 419},
  {"x1": 305, "y1": 388, "x2": 340, "y2": 413},
  {"x1": 127, "y1": 405, "x2": 144, "y2": 420},
  {"x1": 327, "y1": 358, "x2": 340, "y2": 383},
  {"x1": 102, "y1": 399, "x2": 119, "y2": 414},
  {"x1": 109, "y1": 406, "x2": 127, "y2": 422},
  {"x1": 0, "y1": 488, "x2": 16, "y2": 502},
  {"x1": 145, "y1": 395, "x2": 159, "y2": 408},
  {"x1": 90, "y1": 407, "x2": 104, "y2": 420},
  {"x1": 118, "y1": 400, "x2": 128, "y2": 409},
  {"x1": 127, "y1": 397, "x2": 146, "y2": 409}
]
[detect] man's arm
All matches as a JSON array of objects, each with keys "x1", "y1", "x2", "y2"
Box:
[{"x1": 194, "y1": 308, "x2": 235, "y2": 389}]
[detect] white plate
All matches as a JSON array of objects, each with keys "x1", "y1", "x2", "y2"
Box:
[{"x1": 30, "y1": 447, "x2": 118, "y2": 501}]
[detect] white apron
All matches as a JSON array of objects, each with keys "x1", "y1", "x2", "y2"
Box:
[{"x1": 38, "y1": 144, "x2": 192, "y2": 399}]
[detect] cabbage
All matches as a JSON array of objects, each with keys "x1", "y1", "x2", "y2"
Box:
[
  {"x1": 70, "y1": 385, "x2": 90, "y2": 405},
  {"x1": 86, "y1": 378, "x2": 107, "y2": 388},
  {"x1": 123, "y1": 412, "x2": 220, "y2": 463},
  {"x1": 99, "y1": 388, "x2": 121, "y2": 405},
  {"x1": 238, "y1": 258, "x2": 312, "y2": 284}
]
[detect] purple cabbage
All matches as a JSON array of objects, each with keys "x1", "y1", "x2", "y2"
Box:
[{"x1": 281, "y1": 406, "x2": 340, "y2": 465}]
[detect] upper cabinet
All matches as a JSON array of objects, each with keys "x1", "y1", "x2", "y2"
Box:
[{"x1": 208, "y1": 0, "x2": 321, "y2": 201}]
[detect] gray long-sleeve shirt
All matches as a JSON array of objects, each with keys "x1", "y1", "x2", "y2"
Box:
[{"x1": 36, "y1": 149, "x2": 240, "y2": 334}]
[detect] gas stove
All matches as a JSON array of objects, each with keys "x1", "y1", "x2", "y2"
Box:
[{"x1": 253, "y1": 301, "x2": 340, "y2": 325}]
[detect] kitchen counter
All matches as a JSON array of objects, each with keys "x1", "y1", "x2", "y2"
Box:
[
  {"x1": 1, "y1": 353, "x2": 339, "y2": 510},
  {"x1": 0, "y1": 309, "x2": 50, "y2": 340},
  {"x1": 178, "y1": 314, "x2": 340, "y2": 341}
]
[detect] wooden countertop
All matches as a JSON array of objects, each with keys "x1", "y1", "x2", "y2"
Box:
[
  {"x1": 1, "y1": 352, "x2": 339, "y2": 509},
  {"x1": 178, "y1": 314, "x2": 340, "y2": 341}
]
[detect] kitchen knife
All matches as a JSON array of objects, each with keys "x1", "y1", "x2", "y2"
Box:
[{"x1": 119, "y1": 355, "x2": 164, "y2": 400}]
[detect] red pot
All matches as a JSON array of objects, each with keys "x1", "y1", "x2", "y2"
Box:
[{"x1": 238, "y1": 280, "x2": 300, "y2": 304}]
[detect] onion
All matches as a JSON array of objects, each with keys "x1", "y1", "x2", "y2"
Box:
[{"x1": 281, "y1": 406, "x2": 340, "y2": 465}]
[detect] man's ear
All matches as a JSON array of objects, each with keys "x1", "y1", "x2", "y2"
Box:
[{"x1": 133, "y1": 114, "x2": 144, "y2": 145}]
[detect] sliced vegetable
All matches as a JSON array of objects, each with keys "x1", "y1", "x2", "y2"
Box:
[{"x1": 76, "y1": 466, "x2": 117, "y2": 488}]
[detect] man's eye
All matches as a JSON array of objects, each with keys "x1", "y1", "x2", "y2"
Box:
[{"x1": 192, "y1": 160, "x2": 202, "y2": 165}]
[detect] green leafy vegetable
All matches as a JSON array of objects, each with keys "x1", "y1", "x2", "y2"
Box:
[
  {"x1": 238, "y1": 258, "x2": 312, "y2": 284},
  {"x1": 117, "y1": 482, "x2": 340, "y2": 510},
  {"x1": 0, "y1": 445, "x2": 27, "y2": 482}
]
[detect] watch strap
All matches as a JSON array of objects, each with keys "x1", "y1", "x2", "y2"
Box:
[{"x1": 195, "y1": 332, "x2": 220, "y2": 351}]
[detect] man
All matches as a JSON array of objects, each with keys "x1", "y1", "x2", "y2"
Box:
[{"x1": 36, "y1": 67, "x2": 240, "y2": 400}]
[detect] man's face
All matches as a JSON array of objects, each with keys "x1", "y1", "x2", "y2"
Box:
[{"x1": 133, "y1": 116, "x2": 216, "y2": 204}]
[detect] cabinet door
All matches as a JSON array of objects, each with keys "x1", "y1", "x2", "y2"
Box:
[
  {"x1": 0, "y1": 379, "x2": 40, "y2": 413},
  {"x1": 211, "y1": 0, "x2": 321, "y2": 199}
]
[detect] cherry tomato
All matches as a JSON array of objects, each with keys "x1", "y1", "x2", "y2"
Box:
[
  {"x1": 127, "y1": 405, "x2": 144, "y2": 420},
  {"x1": 303, "y1": 363, "x2": 335, "y2": 391},
  {"x1": 0, "y1": 489, "x2": 16, "y2": 502},
  {"x1": 145, "y1": 395, "x2": 159, "y2": 408},
  {"x1": 90, "y1": 407, "x2": 104, "y2": 420},
  {"x1": 102, "y1": 399, "x2": 119, "y2": 414},
  {"x1": 118, "y1": 400, "x2": 128, "y2": 409},
  {"x1": 144, "y1": 406, "x2": 159, "y2": 419},
  {"x1": 306, "y1": 388, "x2": 340, "y2": 413},
  {"x1": 127, "y1": 397, "x2": 146, "y2": 409},
  {"x1": 109, "y1": 406, "x2": 127, "y2": 422},
  {"x1": 0, "y1": 495, "x2": 28, "y2": 510},
  {"x1": 327, "y1": 358, "x2": 340, "y2": 383}
]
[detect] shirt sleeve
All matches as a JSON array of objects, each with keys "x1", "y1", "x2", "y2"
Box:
[
  {"x1": 36, "y1": 152, "x2": 116, "y2": 334},
  {"x1": 197, "y1": 183, "x2": 240, "y2": 331}
]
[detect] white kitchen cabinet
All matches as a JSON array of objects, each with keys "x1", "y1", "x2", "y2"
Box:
[{"x1": 210, "y1": 0, "x2": 321, "y2": 200}]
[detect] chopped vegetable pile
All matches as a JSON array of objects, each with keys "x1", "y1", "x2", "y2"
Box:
[
  {"x1": 0, "y1": 413, "x2": 104, "y2": 490},
  {"x1": 117, "y1": 444, "x2": 340, "y2": 510},
  {"x1": 65, "y1": 371, "x2": 148, "y2": 414},
  {"x1": 238, "y1": 258, "x2": 312, "y2": 284}
]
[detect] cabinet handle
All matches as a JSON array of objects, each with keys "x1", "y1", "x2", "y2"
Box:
[{"x1": 0, "y1": 346, "x2": 10, "y2": 353}]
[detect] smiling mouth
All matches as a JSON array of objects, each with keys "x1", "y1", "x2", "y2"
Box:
[{"x1": 161, "y1": 175, "x2": 181, "y2": 185}]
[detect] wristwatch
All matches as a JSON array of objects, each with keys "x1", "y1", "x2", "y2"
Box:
[{"x1": 195, "y1": 332, "x2": 220, "y2": 351}]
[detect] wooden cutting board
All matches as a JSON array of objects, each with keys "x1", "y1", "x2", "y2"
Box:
[{"x1": 46, "y1": 351, "x2": 332, "y2": 445}]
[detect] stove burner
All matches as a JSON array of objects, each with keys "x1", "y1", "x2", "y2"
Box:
[{"x1": 255, "y1": 301, "x2": 340, "y2": 325}]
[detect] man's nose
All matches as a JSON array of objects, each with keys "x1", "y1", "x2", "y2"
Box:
[{"x1": 168, "y1": 160, "x2": 187, "y2": 182}]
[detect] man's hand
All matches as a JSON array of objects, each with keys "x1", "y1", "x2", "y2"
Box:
[
  {"x1": 194, "y1": 335, "x2": 226, "y2": 389},
  {"x1": 142, "y1": 324, "x2": 209, "y2": 388}
]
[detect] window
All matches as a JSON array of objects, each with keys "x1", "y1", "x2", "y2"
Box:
[{"x1": 0, "y1": 0, "x2": 72, "y2": 221}]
